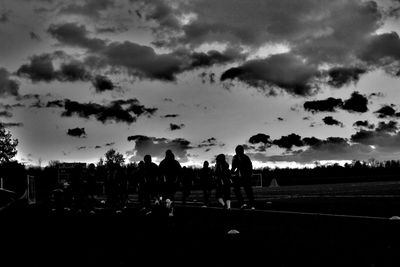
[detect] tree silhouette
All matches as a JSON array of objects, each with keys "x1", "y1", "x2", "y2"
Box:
[
  {"x1": 104, "y1": 148, "x2": 124, "y2": 166},
  {"x1": 0, "y1": 124, "x2": 18, "y2": 163}
]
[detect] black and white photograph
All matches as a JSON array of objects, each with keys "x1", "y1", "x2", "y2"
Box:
[{"x1": 2, "y1": 0, "x2": 400, "y2": 266}]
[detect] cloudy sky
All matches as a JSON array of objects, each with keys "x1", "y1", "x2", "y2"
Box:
[{"x1": 3, "y1": 0, "x2": 400, "y2": 167}]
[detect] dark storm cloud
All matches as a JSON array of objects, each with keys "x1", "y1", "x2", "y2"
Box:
[
  {"x1": 133, "y1": 0, "x2": 181, "y2": 31},
  {"x1": 0, "y1": 122, "x2": 23, "y2": 128},
  {"x1": 374, "y1": 105, "x2": 400, "y2": 118},
  {"x1": 0, "y1": 103, "x2": 12, "y2": 110},
  {"x1": 169, "y1": 123, "x2": 184, "y2": 131},
  {"x1": 244, "y1": 132, "x2": 378, "y2": 163},
  {"x1": 17, "y1": 53, "x2": 91, "y2": 83},
  {"x1": 197, "y1": 137, "x2": 224, "y2": 149},
  {"x1": 161, "y1": 114, "x2": 179, "y2": 118},
  {"x1": 17, "y1": 54, "x2": 55, "y2": 82},
  {"x1": 48, "y1": 23, "x2": 245, "y2": 81},
  {"x1": 92, "y1": 75, "x2": 115, "y2": 92},
  {"x1": 353, "y1": 120, "x2": 375, "y2": 129},
  {"x1": 59, "y1": 0, "x2": 116, "y2": 19},
  {"x1": 294, "y1": 1, "x2": 381, "y2": 64},
  {"x1": 272, "y1": 133, "x2": 304, "y2": 150},
  {"x1": 61, "y1": 98, "x2": 156, "y2": 124},
  {"x1": 248, "y1": 133, "x2": 272, "y2": 152},
  {"x1": 326, "y1": 67, "x2": 367, "y2": 88},
  {"x1": 221, "y1": 53, "x2": 320, "y2": 96},
  {"x1": 136, "y1": 0, "x2": 381, "y2": 64},
  {"x1": 268, "y1": 137, "x2": 372, "y2": 163},
  {"x1": 181, "y1": 48, "x2": 247, "y2": 70},
  {"x1": 302, "y1": 136, "x2": 322, "y2": 147},
  {"x1": 375, "y1": 120, "x2": 398, "y2": 133},
  {"x1": 16, "y1": 93, "x2": 41, "y2": 101},
  {"x1": 62, "y1": 100, "x2": 135, "y2": 124},
  {"x1": 350, "y1": 122, "x2": 400, "y2": 152},
  {"x1": 58, "y1": 61, "x2": 91, "y2": 82},
  {"x1": 111, "y1": 98, "x2": 157, "y2": 116},
  {"x1": 0, "y1": 68, "x2": 19, "y2": 97},
  {"x1": 46, "y1": 100, "x2": 64, "y2": 108},
  {"x1": 67, "y1": 127, "x2": 87, "y2": 138},
  {"x1": 48, "y1": 23, "x2": 107, "y2": 51},
  {"x1": 248, "y1": 133, "x2": 271, "y2": 145},
  {"x1": 127, "y1": 135, "x2": 192, "y2": 162},
  {"x1": 29, "y1": 32, "x2": 41, "y2": 41},
  {"x1": 0, "y1": 110, "x2": 12, "y2": 118},
  {"x1": 97, "y1": 42, "x2": 245, "y2": 81},
  {"x1": 341, "y1": 91, "x2": 369, "y2": 113},
  {"x1": 95, "y1": 26, "x2": 127, "y2": 34},
  {"x1": 132, "y1": 0, "x2": 397, "y2": 89},
  {"x1": 137, "y1": 0, "x2": 357, "y2": 46},
  {"x1": 303, "y1": 97, "x2": 343, "y2": 113},
  {"x1": 358, "y1": 32, "x2": 400, "y2": 67},
  {"x1": 322, "y1": 116, "x2": 344, "y2": 127},
  {"x1": 303, "y1": 92, "x2": 368, "y2": 114}
]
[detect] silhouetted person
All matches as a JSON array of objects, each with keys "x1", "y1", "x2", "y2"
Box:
[
  {"x1": 141, "y1": 155, "x2": 160, "y2": 214},
  {"x1": 180, "y1": 166, "x2": 192, "y2": 204},
  {"x1": 215, "y1": 154, "x2": 232, "y2": 210},
  {"x1": 116, "y1": 166, "x2": 128, "y2": 209},
  {"x1": 136, "y1": 161, "x2": 146, "y2": 209},
  {"x1": 199, "y1": 161, "x2": 214, "y2": 207},
  {"x1": 231, "y1": 145, "x2": 255, "y2": 209},
  {"x1": 106, "y1": 162, "x2": 123, "y2": 210},
  {"x1": 159, "y1": 150, "x2": 181, "y2": 216}
]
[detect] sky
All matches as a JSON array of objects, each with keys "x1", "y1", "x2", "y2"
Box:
[{"x1": 3, "y1": 0, "x2": 400, "y2": 168}]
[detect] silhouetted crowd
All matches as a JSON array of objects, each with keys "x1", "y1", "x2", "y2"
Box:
[
  {"x1": 134, "y1": 145, "x2": 255, "y2": 216},
  {"x1": 49, "y1": 145, "x2": 256, "y2": 216}
]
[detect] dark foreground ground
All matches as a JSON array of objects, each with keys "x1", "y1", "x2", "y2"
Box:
[{"x1": 2, "y1": 181, "x2": 400, "y2": 266}]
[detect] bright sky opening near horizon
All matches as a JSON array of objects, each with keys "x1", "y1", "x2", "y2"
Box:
[{"x1": 2, "y1": 0, "x2": 400, "y2": 168}]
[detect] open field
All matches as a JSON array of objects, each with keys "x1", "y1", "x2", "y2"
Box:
[{"x1": 2, "y1": 181, "x2": 400, "y2": 266}]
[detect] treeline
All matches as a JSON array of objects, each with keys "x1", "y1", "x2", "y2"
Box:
[{"x1": 259, "y1": 160, "x2": 400, "y2": 186}]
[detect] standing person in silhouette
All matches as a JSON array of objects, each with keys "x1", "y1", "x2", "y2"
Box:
[
  {"x1": 136, "y1": 161, "x2": 146, "y2": 210},
  {"x1": 116, "y1": 166, "x2": 128, "y2": 210},
  {"x1": 159, "y1": 150, "x2": 181, "y2": 216},
  {"x1": 141, "y1": 155, "x2": 159, "y2": 214},
  {"x1": 106, "y1": 162, "x2": 122, "y2": 211},
  {"x1": 231, "y1": 145, "x2": 255, "y2": 210},
  {"x1": 215, "y1": 154, "x2": 232, "y2": 210},
  {"x1": 180, "y1": 166, "x2": 192, "y2": 205},
  {"x1": 199, "y1": 161, "x2": 214, "y2": 207}
]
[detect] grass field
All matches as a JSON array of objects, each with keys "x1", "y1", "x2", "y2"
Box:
[{"x1": 2, "y1": 181, "x2": 400, "y2": 266}]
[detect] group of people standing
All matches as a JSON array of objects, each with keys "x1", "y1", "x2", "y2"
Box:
[{"x1": 137, "y1": 145, "x2": 255, "y2": 216}]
